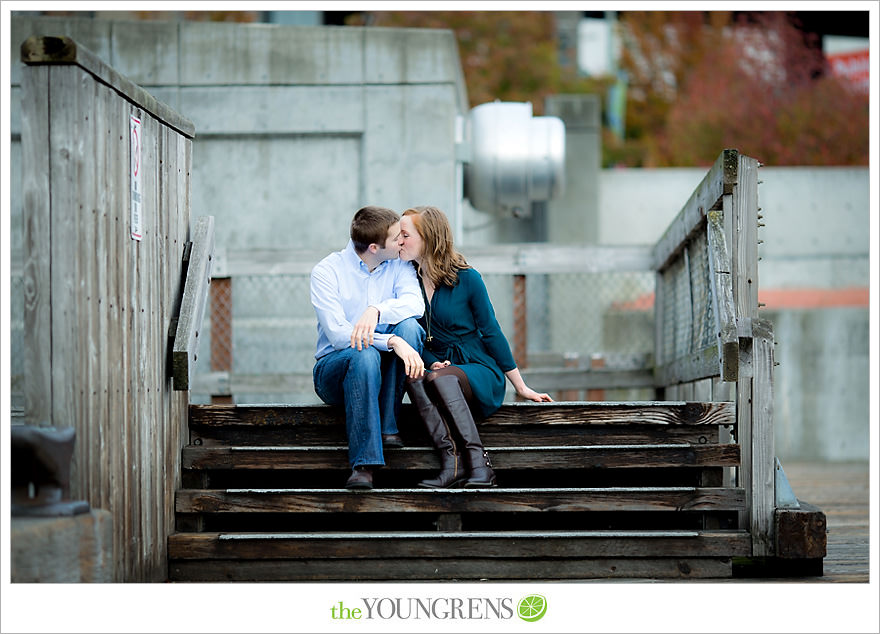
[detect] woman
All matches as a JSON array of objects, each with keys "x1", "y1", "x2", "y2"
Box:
[{"x1": 398, "y1": 206, "x2": 552, "y2": 488}]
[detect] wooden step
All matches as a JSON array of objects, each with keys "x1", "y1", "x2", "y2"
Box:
[
  {"x1": 188, "y1": 401, "x2": 736, "y2": 446},
  {"x1": 167, "y1": 529, "x2": 751, "y2": 581},
  {"x1": 176, "y1": 486, "x2": 745, "y2": 514},
  {"x1": 172, "y1": 400, "x2": 745, "y2": 581},
  {"x1": 182, "y1": 443, "x2": 741, "y2": 470}
]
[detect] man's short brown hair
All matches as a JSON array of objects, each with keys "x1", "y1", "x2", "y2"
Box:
[{"x1": 350, "y1": 206, "x2": 400, "y2": 253}]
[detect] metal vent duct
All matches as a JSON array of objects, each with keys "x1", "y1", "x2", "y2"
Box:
[{"x1": 464, "y1": 101, "x2": 565, "y2": 218}]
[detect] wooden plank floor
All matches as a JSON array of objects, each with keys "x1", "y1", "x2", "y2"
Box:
[{"x1": 561, "y1": 460, "x2": 870, "y2": 584}]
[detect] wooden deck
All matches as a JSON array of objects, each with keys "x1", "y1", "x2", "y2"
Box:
[{"x1": 593, "y1": 460, "x2": 871, "y2": 584}]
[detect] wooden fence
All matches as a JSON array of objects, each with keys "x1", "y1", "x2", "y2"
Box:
[{"x1": 19, "y1": 36, "x2": 196, "y2": 581}]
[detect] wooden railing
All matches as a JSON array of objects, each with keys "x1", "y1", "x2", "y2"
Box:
[
  {"x1": 651, "y1": 149, "x2": 774, "y2": 557},
  {"x1": 172, "y1": 216, "x2": 215, "y2": 391}
]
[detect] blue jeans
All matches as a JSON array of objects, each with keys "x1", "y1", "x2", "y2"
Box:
[{"x1": 313, "y1": 317, "x2": 424, "y2": 468}]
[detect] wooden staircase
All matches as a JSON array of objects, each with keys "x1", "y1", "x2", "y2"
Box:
[{"x1": 167, "y1": 401, "x2": 752, "y2": 581}]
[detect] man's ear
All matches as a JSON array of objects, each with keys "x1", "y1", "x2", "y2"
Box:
[{"x1": 367, "y1": 243, "x2": 379, "y2": 254}]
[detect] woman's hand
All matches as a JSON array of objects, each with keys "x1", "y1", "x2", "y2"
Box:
[
  {"x1": 516, "y1": 386, "x2": 554, "y2": 403},
  {"x1": 505, "y1": 368, "x2": 553, "y2": 403},
  {"x1": 429, "y1": 360, "x2": 451, "y2": 371},
  {"x1": 389, "y1": 336, "x2": 425, "y2": 379}
]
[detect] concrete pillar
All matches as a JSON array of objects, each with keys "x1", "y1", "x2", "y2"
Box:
[
  {"x1": 11, "y1": 510, "x2": 115, "y2": 582},
  {"x1": 545, "y1": 94, "x2": 601, "y2": 245}
]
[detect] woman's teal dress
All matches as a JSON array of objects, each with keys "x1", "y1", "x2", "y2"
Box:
[{"x1": 418, "y1": 267, "x2": 517, "y2": 418}]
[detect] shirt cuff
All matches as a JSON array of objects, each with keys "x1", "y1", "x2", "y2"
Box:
[{"x1": 372, "y1": 333, "x2": 392, "y2": 351}]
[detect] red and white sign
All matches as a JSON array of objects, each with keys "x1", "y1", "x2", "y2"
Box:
[
  {"x1": 130, "y1": 114, "x2": 143, "y2": 241},
  {"x1": 827, "y1": 49, "x2": 869, "y2": 94}
]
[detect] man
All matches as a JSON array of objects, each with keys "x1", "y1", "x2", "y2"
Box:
[{"x1": 310, "y1": 206, "x2": 425, "y2": 489}]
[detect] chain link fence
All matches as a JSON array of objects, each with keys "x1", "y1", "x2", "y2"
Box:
[
  {"x1": 658, "y1": 229, "x2": 715, "y2": 365},
  {"x1": 192, "y1": 268, "x2": 657, "y2": 404}
]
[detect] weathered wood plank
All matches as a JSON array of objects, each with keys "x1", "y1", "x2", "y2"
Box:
[
  {"x1": 706, "y1": 207, "x2": 738, "y2": 381},
  {"x1": 190, "y1": 421, "x2": 725, "y2": 448},
  {"x1": 750, "y1": 319, "x2": 776, "y2": 556},
  {"x1": 181, "y1": 444, "x2": 741, "y2": 470},
  {"x1": 175, "y1": 487, "x2": 745, "y2": 514},
  {"x1": 172, "y1": 215, "x2": 215, "y2": 390},
  {"x1": 168, "y1": 556, "x2": 733, "y2": 581},
  {"x1": 732, "y1": 153, "x2": 760, "y2": 327},
  {"x1": 48, "y1": 66, "x2": 83, "y2": 458},
  {"x1": 775, "y1": 502, "x2": 826, "y2": 560},
  {"x1": 21, "y1": 35, "x2": 195, "y2": 138},
  {"x1": 20, "y1": 64, "x2": 51, "y2": 427},
  {"x1": 168, "y1": 529, "x2": 751, "y2": 559},
  {"x1": 652, "y1": 344, "x2": 722, "y2": 387},
  {"x1": 188, "y1": 402, "x2": 735, "y2": 428},
  {"x1": 652, "y1": 149, "x2": 738, "y2": 272}
]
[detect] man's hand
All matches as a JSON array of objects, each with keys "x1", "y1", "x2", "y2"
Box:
[
  {"x1": 350, "y1": 306, "x2": 380, "y2": 350},
  {"x1": 389, "y1": 336, "x2": 425, "y2": 379}
]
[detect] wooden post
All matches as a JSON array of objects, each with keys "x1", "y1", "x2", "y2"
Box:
[
  {"x1": 209, "y1": 277, "x2": 233, "y2": 404},
  {"x1": 513, "y1": 274, "x2": 527, "y2": 369},
  {"x1": 586, "y1": 354, "x2": 605, "y2": 401},
  {"x1": 749, "y1": 319, "x2": 776, "y2": 556},
  {"x1": 172, "y1": 216, "x2": 215, "y2": 391},
  {"x1": 559, "y1": 352, "x2": 580, "y2": 401}
]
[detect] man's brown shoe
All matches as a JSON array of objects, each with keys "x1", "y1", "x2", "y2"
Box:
[
  {"x1": 382, "y1": 434, "x2": 404, "y2": 448},
  {"x1": 345, "y1": 466, "x2": 373, "y2": 490}
]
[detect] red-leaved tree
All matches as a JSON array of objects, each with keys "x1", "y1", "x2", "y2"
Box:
[{"x1": 621, "y1": 11, "x2": 868, "y2": 166}]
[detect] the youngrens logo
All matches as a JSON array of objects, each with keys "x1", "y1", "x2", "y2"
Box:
[
  {"x1": 517, "y1": 595, "x2": 547, "y2": 622},
  {"x1": 329, "y1": 595, "x2": 547, "y2": 622}
]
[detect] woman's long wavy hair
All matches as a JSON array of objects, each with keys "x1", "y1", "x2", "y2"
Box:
[{"x1": 402, "y1": 206, "x2": 470, "y2": 287}]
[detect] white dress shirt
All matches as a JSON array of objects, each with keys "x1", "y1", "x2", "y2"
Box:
[{"x1": 310, "y1": 240, "x2": 424, "y2": 359}]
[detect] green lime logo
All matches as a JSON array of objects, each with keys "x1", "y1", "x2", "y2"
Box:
[{"x1": 517, "y1": 594, "x2": 547, "y2": 622}]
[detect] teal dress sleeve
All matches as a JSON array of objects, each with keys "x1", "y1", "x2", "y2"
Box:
[{"x1": 464, "y1": 269, "x2": 517, "y2": 372}]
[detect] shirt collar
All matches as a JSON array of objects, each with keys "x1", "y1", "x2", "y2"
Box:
[{"x1": 344, "y1": 240, "x2": 389, "y2": 273}]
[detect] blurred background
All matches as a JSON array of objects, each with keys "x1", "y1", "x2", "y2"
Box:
[{"x1": 6, "y1": 8, "x2": 871, "y2": 465}]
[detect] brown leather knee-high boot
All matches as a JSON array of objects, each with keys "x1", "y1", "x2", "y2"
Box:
[
  {"x1": 405, "y1": 377, "x2": 465, "y2": 488},
  {"x1": 429, "y1": 374, "x2": 497, "y2": 488}
]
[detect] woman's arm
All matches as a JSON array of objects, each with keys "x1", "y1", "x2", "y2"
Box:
[
  {"x1": 463, "y1": 269, "x2": 517, "y2": 371},
  {"x1": 504, "y1": 367, "x2": 553, "y2": 403}
]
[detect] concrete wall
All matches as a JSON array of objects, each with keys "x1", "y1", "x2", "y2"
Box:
[{"x1": 10, "y1": 15, "x2": 468, "y2": 256}]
